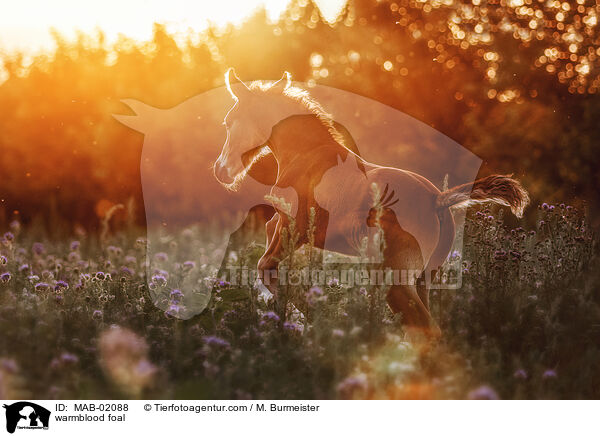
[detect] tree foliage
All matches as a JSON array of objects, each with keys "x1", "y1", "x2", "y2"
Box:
[{"x1": 0, "y1": 0, "x2": 598, "y2": 229}]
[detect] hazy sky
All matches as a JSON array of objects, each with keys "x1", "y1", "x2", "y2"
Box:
[{"x1": 0, "y1": 0, "x2": 347, "y2": 53}]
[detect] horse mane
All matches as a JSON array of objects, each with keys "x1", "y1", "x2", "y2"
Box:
[{"x1": 248, "y1": 81, "x2": 349, "y2": 152}]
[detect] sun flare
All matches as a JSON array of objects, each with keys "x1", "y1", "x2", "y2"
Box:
[{"x1": 0, "y1": 0, "x2": 347, "y2": 53}]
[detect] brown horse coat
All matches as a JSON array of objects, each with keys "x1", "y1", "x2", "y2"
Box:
[{"x1": 216, "y1": 69, "x2": 529, "y2": 338}]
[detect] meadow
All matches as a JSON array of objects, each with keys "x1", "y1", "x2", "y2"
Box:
[
  {"x1": 1, "y1": 0, "x2": 599, "y2": 401},
  {"x1": 0, "y1": 202, "x2": 596, "y2": 400}
]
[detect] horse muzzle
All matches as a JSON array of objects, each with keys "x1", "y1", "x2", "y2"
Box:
[{"x1": 214, "y1": 160, "x2": 236, "y2": 185}]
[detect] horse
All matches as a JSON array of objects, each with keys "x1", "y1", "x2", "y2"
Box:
[
  {"x1": 214, "y1": 69, "x2": 530, "y2": 337},
  {"x1": 215, "y1": 68, "x2": 530, "y2": 339},
  {"x1": 216, "y1": 119, "x2": 364, "y2": 283},
  {"x1": 115, "y1": 89, "x2": 368, "y2": 319}
]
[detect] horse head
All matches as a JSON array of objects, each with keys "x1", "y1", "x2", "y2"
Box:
[{"x1": 214, "y1": 68, "x2": 294, "y2": 188}]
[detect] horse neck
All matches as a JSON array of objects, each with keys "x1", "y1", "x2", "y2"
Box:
[{"x1": 268, "y1": 114, "x2": 346, "y2": 174}]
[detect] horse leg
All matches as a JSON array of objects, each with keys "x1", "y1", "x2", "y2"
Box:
[
  {"x1": 416, "y1": 274, "x2": 429, "y2": 311},
  {"x1": 386, "y1": 281, "x2": 438, "y2": 338},
  {"x1": 379, "y1": 216, "x2": 440, "y2": 341},
  {"x1": 218, "y1": 204, "x2": 274, "y2": 283},
  {"x1": 385, "y1": 266, "x2": 441, "y2": 343},
  {"x1": 257, "y1": 215, "x2": 287, "y2": 316},
  {"x1": 258, "y1": 210, "x2": 312, "y2": 319},
  {"x1": 421, "y1": 209, "x2": 456, "y2": 323},
  {"x1": 265, "y1": 212, "x2": 279, "y2": 248}
]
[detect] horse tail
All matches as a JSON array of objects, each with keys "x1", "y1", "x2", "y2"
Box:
[{"x1": 436, "y1": 174, "x2": 529, "y2": 218}]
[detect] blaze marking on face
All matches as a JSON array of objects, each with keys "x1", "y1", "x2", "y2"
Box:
[{"x1": 215, "y1": 68, "x2": 295, "y2": 190}]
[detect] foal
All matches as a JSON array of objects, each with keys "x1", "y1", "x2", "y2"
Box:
[{"x1": 214, "y1": 69, "x2": 529, "y2": 339}]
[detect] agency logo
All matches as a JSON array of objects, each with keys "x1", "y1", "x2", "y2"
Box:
[
  {"x1": 2, "y1": 402, "x2": 50, "y2": 433},
  {"x1": 114, "y1": 74, "x2": 485, "y2": 322}
]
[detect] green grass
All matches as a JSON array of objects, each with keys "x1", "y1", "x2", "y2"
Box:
[{"x1": 0, "y1": 202, "x2": 597, "y2": 399}]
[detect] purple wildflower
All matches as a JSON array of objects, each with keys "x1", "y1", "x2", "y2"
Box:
[
  {"x1": 170, "y1": 289, "x2": 183, "y2": 300},
  {"x1": 121, "y1": 266, "x2": 134, "y2": 276},
  {"x1": 152, "y1": 274, "x2": 167, "y2": 286},
  {"x1": 60, "y1": 352, "x2": 79, "y2": 364},
  {"x1": 135, "y1": 359, "x2": 157, "y2": 378},
  {"x1": 153, "y1": 269, "x2": 169, "y2": 279},
  {"x1": 542, "y1": 369, "x2": 557, "y2": 379},
  {"x1": 154, "y1": 252, "x2": 168, "y2": 262},
  {"x1": 1, "y1": 359, "x2": 18, "y2": 373},
  {"x1": 70, "y1": 241, "x2": 80, "y2": 251},
  {"x1": 35, "y1": 282, "x2": 50, "y2": 291},
  {"x1": 336, "y1": 374, "x2": 368, "y2": 399},
  {"x1": 448, "y1": 250, "x2": 461, "y2": 261},
  {"x1": 203, "y1": 336, "x2": 230, "y2": 348},
  {"x1": 332, "y1": 329, "x2": 345, "y2": 337},
  {"x1": 77, "y1": 260, "x2": 89, "y2": 269},
  {"x1": 262, "y1": 311, "x2": 280, "y2": 323},
  {"x1": 107, "y1": 246, "x2": 123, "y2": 257},
  {"x1": 54, "y1": 280, "x2": 69, "y2": 291},
  {"x1": 167, "y1": 304, "x2": 181, "y2": 316},
  {"x1": 467, "y1": 385, "x2": 499, "y2": 400},
  {"x1": 217, "y1": 279, "x2": 230, "y2": 288},
  {"x1": 307, "y1": 286, "x2": 323, "y2": 297},
  {"x1": 32, "y1": 242, "x2": 45, "y2": 255},
  {"x1": 514, "y1": 369, "x2": 528, "y2": 379},
  {"x1": 3, "y1": 232, "x2": 14, "y2": 242},
  {"x1": 0, "y1": 255, "x2": 6, "y2": 265},
  {"x1": 92, "y1": 310, "x2": 103, "y2": 320},
  {"x1": 0, "y1": 272, "x2": 11, "y2": 283},
  {"x1": 283, "y1": 321, "x2": 303, "y2": 333},
  {"x1": 306, "y1": 286, "x2": 325, "y2": 305}
]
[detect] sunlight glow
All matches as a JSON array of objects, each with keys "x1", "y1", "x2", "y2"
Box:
[{"x1": 0, "y1": 0, "x2": 348, "y2": 53}]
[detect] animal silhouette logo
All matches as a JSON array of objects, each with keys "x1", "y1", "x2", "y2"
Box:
[
  {"x1": 3, "y1": 402, "x2": 50, "y2": 433},
  {"x1": 217, "y1": 69, "x2": 528, "y2": 339},
  {"x1": 114, "y1": 71, "x2": 487, "y2": 321}
]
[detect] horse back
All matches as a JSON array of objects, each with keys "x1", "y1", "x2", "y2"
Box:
[{"x1": 364, "y1": 166, "x2": 442, "y2": 265}]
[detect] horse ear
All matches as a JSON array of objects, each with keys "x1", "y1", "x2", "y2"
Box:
[
  {"x1": 336, "y1": 155, "x2": 343, "y2": 166},
  {"x1": 271, "y1": 71, "x2": 292, "y2": 92},
  {"x1": 225, "y1": 67, "x2": 250, "y2": 100},
  {"x1": 113, "y1": 99, "x2": 157, "y2": 132}
]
